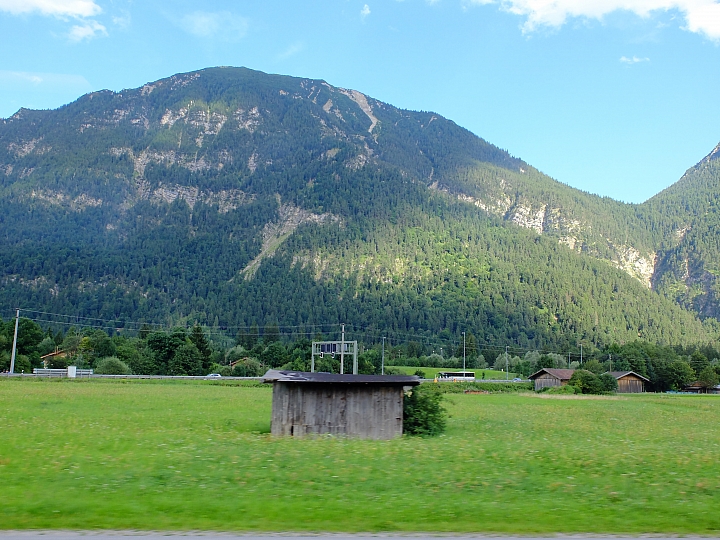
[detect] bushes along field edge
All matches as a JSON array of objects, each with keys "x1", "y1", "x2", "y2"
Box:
[{"x1": 403, "y1": 384, "x2": 447, "y2": 436}]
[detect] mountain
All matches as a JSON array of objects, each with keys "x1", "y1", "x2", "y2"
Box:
[
  {"x1": 641, "y1": 144, "x2": 720, "y2": 319},
  {"x1": 0, "y1": 66, "x2": 717, "y2": 350}
]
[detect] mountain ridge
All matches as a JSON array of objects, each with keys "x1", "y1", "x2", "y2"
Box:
[{"x1": 1, "y1": 66, "x2": 718, "y2": 348}]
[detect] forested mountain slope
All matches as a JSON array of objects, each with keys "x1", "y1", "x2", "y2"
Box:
[
  {"x1": 0, "y1": 67, "x2": 717, "y2": 349},
  {"x1": 641, "y1": 144, "x2": 720, "y2": 319}
]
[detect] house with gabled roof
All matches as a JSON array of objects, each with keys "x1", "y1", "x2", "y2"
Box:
[
  {"x1": 529, "y1": 367, "x2": 651, "y2": 393},
  {"x1": 605, "y1": 371, "x2": 649, "y2": 393},
  {"x1": 528, "y1": 368, "x2": 575, "y2": 391},
  {"x1": 683, "y1": 381, "x2": 720, "y2": 394},
  {"x1": 39, "y1": 349, "x2": 68, "y2": 368}
]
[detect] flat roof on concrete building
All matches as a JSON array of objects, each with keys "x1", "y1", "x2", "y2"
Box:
[{"x1": 262, "y1": 370, "x2": 420, "y2": 386}]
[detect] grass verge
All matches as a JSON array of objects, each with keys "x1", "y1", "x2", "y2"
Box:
[{"x1": 391, "y1": 366, "x2": 517, "y2": 379}]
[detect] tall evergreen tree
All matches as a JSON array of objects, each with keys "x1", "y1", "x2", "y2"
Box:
[
  {"x1": 189, "y1": 325, "x2": 212, "y2": 371},
  {"x1": 263, "y1": 323, "x2": 280, "y2": 344}
]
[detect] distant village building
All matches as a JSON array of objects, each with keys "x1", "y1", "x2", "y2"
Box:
[
  {"x1": 262, "y1": 370, "x2": 419, "y2": 439},
  {"x1": 528, "y1": 368, "x2": 575, "y2": 391},
  {"x1": 606, "y1": 371, "x2": 649, "y2": 393},
  {"x1": 529, "y1": 368, "x2": 651, "y2": 393},
  {"x1": 683, "y1": 381, "x2": 720, "y2": 394},
  {"x1": 39, "y1": 350, "x2": 68, "y2": 368}
]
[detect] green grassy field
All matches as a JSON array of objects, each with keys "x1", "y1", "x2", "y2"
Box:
[
  {"x1": 1, "y1": 378, "x2": 719, "y2": 533},
  {"x1": 391, "y1": 366, "x2": 517, "y2": 379}
]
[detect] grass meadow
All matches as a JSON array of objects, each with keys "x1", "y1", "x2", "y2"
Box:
[
  {"x1": 1, "y1": 378, "x2": 719, "y2": 533},
  {"x1": 392, "y1": 366, "x2": 516, "y2": 379}
]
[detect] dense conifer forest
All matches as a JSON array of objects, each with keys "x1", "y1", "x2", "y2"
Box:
[
  {"x1": 1, "y1": 67, "x2": 720, "y2": 360},
  {"x1": 2, "y1": 316, "x2": 719, "y2": 394}
]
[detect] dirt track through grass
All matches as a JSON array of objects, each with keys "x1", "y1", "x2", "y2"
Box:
[{"x1": 0, "y1": 379, "x2": 718, "y2": 533}]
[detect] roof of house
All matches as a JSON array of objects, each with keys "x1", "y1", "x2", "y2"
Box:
[
  {"x1": 528, "y1": 368, "x2": 575, "y2": 380},
  {"x1": 684, "y1": 381, "x2": 720, "y2": 390},
  {"x1": 40, "y1": 350, "x2": 67, "y2": 359},
  {"x1": 262, "y1": 369, "x2": 420, "y2": 386},
  {"x1": 606, "y1": 371, "x2": 650, "y2": 382}
]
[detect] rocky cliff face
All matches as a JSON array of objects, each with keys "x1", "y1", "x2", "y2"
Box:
[{"x1": 436, "y1": 171, "x2": 658, "y2": 288}]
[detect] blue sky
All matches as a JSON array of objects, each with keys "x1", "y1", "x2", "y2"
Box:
[{"x1": 1, "y1": 0, "x2": 719, "y2": 203}]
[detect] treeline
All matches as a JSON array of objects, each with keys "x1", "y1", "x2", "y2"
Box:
[
  {"x1": 494, "y1": 341, "x2": 720, "y2": 392},
  {"x1": 2, "y1": 317, "x2": 719, "y2": 393},
  {"x1": 0, "y1": 318, "x2": 221, "y2": 376},
  {"x1": 0, "y1": 318, "x2": 379, "y2": 376},
  {"x1": 383, "y1": 336, "x2": 720, "y2": 392}
]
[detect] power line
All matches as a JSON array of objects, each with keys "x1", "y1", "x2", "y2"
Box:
[
  {"x1": 8, "y1": 307, "x2": 591, "y2": 359},
  {"x1": 17, "y1": 308, "x2": 344, "y2": 332},
  {"x1": 346, "y1": 324, "x2": 587, "y2": 358}
]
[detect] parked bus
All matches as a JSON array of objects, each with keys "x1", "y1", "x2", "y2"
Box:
[{"x1": 436, "y1": 371, "x2": 476, "y2": 382}]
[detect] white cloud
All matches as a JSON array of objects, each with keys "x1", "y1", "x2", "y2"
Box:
[
  {"x1": 112, "y1": 12, "x2": 131, "y2": 29},
  {"x1": 0, "y1": 0, "x2": 108, "y2": 41},
  {"x1": 277, "y1": 42, "x2": 305, "y2": 60},
  {"x1": 465, "y1": 0, "x2": 720, "y2": 40},
  {"x1": 0, "y1": 70, "x2": 91, "y2": 87},
  {"x1": 361, "y1": 4, "x2": 371, "y2": 19},
  {"x1": 0, "y1": 0, "x2": 101, "y2": 18},
  {"x1": 68, "y1": 19, "x2": 106, "y2": 41},
  {"x1": 683, "y1": 1, "x2": 720, "y2": 38},
  {"x1": 0, "y1": 71, "x2": 44, "y2": 84},
  {"x1": 179, "y1": 11, "x2": 249, "y2": 41},
  {"x1": 620, "y1": 55, "x2": 650, "y2": 63},
  {"x1": 0, "y1": 70, "x2": 94, "y2": 118}
]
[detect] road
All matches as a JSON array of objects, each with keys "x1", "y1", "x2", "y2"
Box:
[{"x1": 0, "y1": 534, "x2": 711, "y2": 540}]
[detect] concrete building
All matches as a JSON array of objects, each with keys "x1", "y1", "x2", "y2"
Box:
[{"x1": 262, "y1": 370, "x2": 419, "y2": 439}]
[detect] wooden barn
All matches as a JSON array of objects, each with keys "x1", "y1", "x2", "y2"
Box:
[
  {"x1": 262, "y1": 370, "x2": 420, "y2": 439},
  {"x1": 683, "y1": 381, "x2": 720, "y2": 394},
  {"x1": 606, "y1": 371, "x2": 649, "y2": 393},
  {"x1": 528, "y1": 368, "x2": 575, "y2": 391}
]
